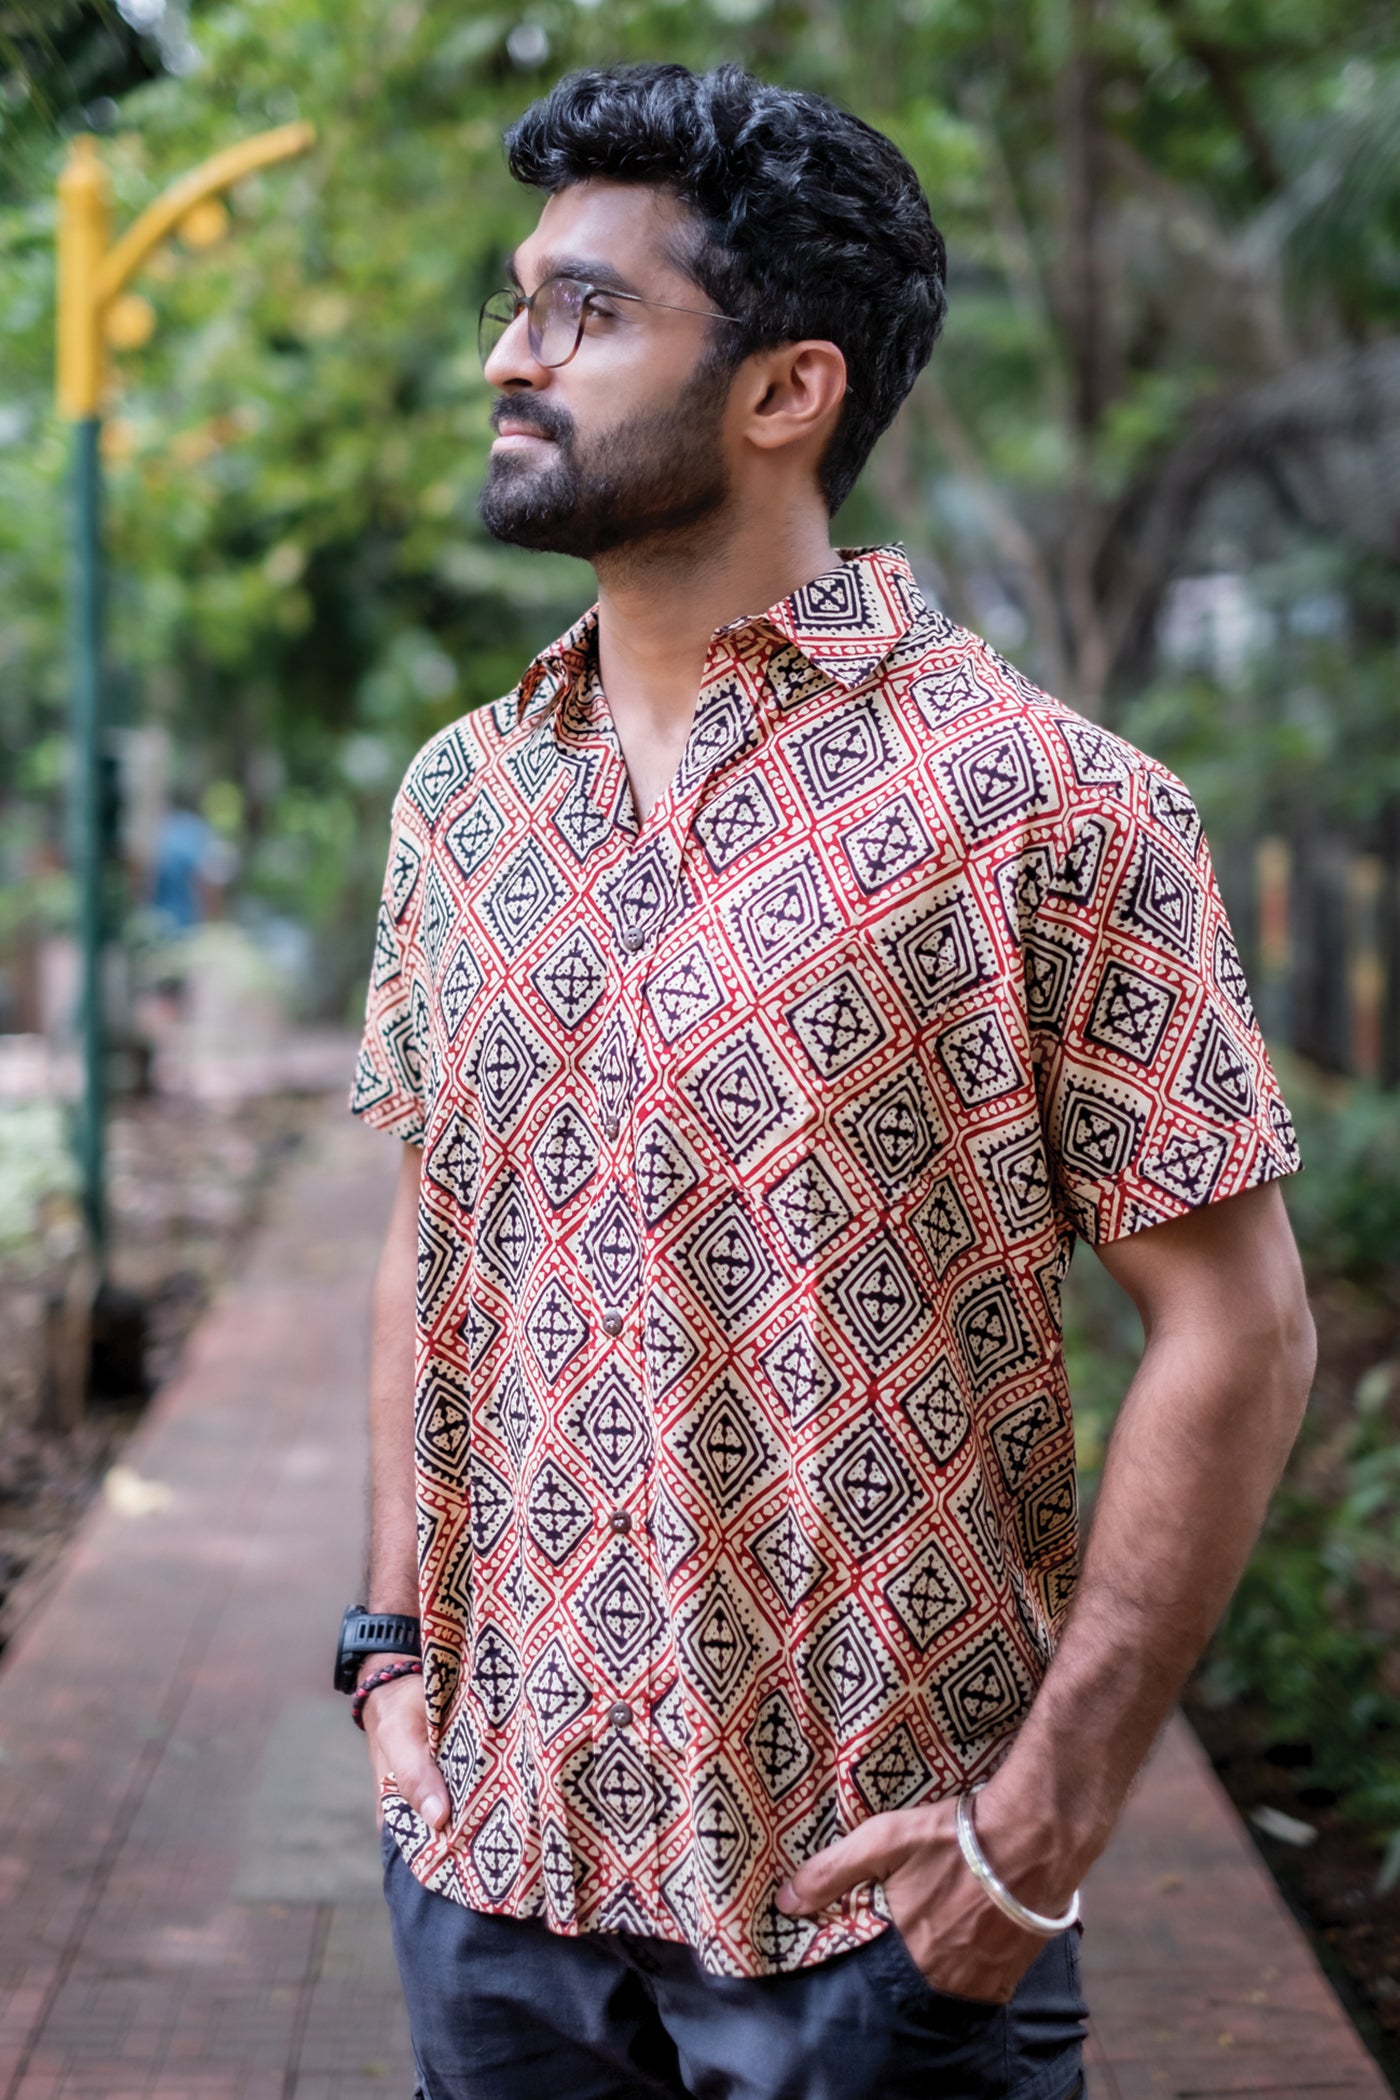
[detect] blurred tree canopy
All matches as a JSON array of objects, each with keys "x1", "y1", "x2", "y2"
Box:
[{"x1": 2, "y1": 0, "x2": 1400, "y2": 1011}]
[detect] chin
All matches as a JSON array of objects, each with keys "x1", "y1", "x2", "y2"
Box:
[{"x1": 479, "y1": 458, "x2": 579, "y2": 551}]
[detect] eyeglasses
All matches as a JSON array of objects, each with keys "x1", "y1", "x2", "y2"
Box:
[{"x1": 478, "y1": 273, "x2": 742, "y2": 370}]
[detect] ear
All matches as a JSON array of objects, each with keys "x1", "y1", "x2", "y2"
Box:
[{"x1": 739, "y1": 340, "x2": 848, "y2": 458}]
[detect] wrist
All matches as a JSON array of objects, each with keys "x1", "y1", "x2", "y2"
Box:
[
  {"x1": 971, "y1": 1766, "x2": 1104, "y2": 1914},
  {"x1": 356, "y1": 1649, "x2": 420, "y2": 1689},
  {"x1": 351, "y1": 1657, "x2": 423, "y2": 1731}
]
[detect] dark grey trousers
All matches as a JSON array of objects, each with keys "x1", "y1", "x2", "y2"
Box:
[{"x1": 382, "y1": 1828, "x2": 1087, "y2": 2100}]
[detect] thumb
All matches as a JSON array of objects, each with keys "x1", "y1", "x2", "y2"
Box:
[
  {"x1": 395, "y1": 1742, "x2": 449, "y2": 1832},
  {"x1": 396, "y1": 1747, "x2": 451, "y2": 1831},
  {"x1": 369, "y1": 1693, "x2": 450, "y2": 1833},
  {"x1": 776, "y1": 1813, "x2": 908, "y2": 1916}
]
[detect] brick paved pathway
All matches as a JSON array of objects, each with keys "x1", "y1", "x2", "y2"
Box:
[{"x1": 0, "y1": 1106, "x2": 1389, "y2": 2099}]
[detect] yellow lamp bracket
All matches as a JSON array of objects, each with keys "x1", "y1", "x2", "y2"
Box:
[{"x1": 57, "y1": 120, "x2": 316, "y2": 420}]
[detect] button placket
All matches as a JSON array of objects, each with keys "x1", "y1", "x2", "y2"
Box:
[{"x1": 585, "y1": 659, "x2": 735, "y2": 1813}]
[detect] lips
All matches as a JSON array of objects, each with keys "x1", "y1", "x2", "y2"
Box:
[{"x1": 489, "y1": 400, "x2": 572, "y2": 446}]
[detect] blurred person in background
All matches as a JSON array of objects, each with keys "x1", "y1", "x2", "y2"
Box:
[
  {"x1": 339, "y1": 61, "x2": 1315, "y2": 2100},
  {"x1": 149, "y1": 802, "x2": 237, "y2": 935}
]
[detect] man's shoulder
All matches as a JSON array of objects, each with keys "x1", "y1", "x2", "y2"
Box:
[
  {"x1": 389, "y1": 595, "x2": 597, "y2": 835},
  {"x1": 391, "y1": 692, "x2": 527, "y2": 832},
  {"x1": 892, "y1": 613, "x2": 1196, "y2": 841}
]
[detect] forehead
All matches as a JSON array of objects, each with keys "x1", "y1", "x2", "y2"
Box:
[{"x1": 515, "y1": 179, "x2": 698, "y2": 289}]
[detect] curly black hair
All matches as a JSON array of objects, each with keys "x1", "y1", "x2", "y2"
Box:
[{"x1": 503, "y1": 63, "x2": 947, "y2": 514}]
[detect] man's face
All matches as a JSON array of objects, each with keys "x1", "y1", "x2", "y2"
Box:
[{"x1": 478, "y1": 182, "x2": 738, "y2": 560}]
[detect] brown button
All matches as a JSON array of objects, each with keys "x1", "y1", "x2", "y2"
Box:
[
  {"x1": 602, "y1": 1117, "x2": 620, "y2": 1141},
  {"x1": 609, "y1": 1509, "x2": 632, "y2": 1534},
  {"x1": 607, "y1": 1701, "x2": 634, "y2": 1728},
  {"x1": 601, "y1": 1311, "x2": 623, "y2": 1337}
]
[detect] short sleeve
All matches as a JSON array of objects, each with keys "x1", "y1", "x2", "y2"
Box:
[
  {"x1": 349, "y1": 783, "x2": 433, "y2": 1145},
  {"x1": 1029, "y1": 758, "x2": 1301, "y2": 1246}
]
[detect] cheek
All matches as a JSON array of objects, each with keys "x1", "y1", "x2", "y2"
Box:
[{"x1": 572, "y1": 336, "x2": 709, "y2": 423}]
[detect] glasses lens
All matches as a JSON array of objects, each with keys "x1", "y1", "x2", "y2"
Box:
[
  {"x1": 532, "y1": 277, "x2": 588, "y2": 367},
  {"x1": 478, "y1": 291, "x2": 521, "y2": 367}
]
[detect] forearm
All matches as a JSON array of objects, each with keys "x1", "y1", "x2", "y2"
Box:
[
  {"x1": 365, "y1": 1142, "x2": 422, "y2": 1619},
  {"x1": 982, "y1": 1285, "x2": 1313, "y2": 1902},
  {"x1": 357, "y1": 1143, "x2": 448, "y2": 1830}
]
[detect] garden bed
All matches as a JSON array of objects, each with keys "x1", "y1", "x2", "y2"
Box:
[{"x1": 0, "y1": 1086, "x2": 314, "y2": 1651}]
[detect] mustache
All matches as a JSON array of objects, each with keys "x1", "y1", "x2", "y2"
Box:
[{"x1": 490, "y1": 397, "x2": 575, "y2": 444}]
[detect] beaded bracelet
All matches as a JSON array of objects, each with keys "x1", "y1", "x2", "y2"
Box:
[{"x1": 351, "y1": 1658, "x2": 423, "y2": 1731}]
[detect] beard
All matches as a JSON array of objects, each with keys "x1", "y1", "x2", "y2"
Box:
[{"x1": 478, "y1": 353, "x2": 734, "y2": 561}]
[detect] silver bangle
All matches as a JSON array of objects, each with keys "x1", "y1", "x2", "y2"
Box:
[{"x1": 955, "y1": 1787, "x2": 1081, "y2": 1936}]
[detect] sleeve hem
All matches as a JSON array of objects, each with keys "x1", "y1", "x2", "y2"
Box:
[
  {"x1": 1082, "y1": 1139, "x2": 1302, "y2": 1249},
  {"x1": 349, "y1": 1094, "x2": 426, "y2": 1146}
]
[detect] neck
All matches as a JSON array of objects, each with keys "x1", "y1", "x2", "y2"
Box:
[{"x1": 591, "y1": 505, "x2": 839, "y2": 730}]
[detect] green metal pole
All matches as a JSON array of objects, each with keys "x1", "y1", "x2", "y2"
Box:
[{"x1": 70, "y1": 412, "x2": 106, "y2": 1270}]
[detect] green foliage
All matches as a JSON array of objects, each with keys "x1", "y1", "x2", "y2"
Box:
[
  {"x1": 1198, "y1": 1402, "x2": 1400, "y2": 1841},
  {"x1": 1115, "y1": 553, "x2": 1400, "y2": 847},
  {"x1": 1281, "y1": 1060, "x2": 1400, "y2": 1290}
]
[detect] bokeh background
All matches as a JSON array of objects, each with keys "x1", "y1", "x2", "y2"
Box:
[{"x1": 1, "y1": 0, "x2": 1398, "y2": 2067}]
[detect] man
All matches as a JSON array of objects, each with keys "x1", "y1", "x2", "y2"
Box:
[{"x1": 342, "y1": 60, "x2": 1314, "y2": 2100}]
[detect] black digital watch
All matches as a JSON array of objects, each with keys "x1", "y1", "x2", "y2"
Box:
[{"x1": 333, "y1": 1603, "x2": 422, "y2": 1695}]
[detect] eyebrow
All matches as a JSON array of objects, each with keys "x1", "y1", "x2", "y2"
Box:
[{"x1": 504, "y1": 249, "x2": 642, "y2": 298}]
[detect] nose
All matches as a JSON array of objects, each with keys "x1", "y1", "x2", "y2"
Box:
[{"x1": 483, "y1": 303, "x2": 548, "y2": 392}]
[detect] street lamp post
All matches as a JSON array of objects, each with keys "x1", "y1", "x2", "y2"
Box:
[{"x1": 55, "y1": 121, "x2": 315, "y2": 1271}]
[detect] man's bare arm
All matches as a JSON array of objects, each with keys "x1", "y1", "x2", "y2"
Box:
[
  {"x1": 777, "y1": 1180, "x2": 1316, "y2": 1999},
  {"x1": 361, "y1": 1140, "x2": 449, "y2": 1832},
  {"x1": 978, "y1": 1179, "x2": 1315, "y2": 1900},
  {"x1": 366, "y1": 1140, "x2": 422, "y2": 1619}
]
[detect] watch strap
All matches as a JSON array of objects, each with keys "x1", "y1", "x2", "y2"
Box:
[{"x1": 334, "y1": 1604, "x2": 421, "y2": 1694}]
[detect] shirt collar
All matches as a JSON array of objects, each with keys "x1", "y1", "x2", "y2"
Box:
[
  {"x1": 758, "y1": 542, "x2": 926, "y2": 688},
  {"x1": 514, "y1": 543, "x2": 926, "y2": 728}
]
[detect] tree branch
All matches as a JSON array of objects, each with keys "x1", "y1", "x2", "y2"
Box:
[
  {"x1": 1151, "y1": 0, "x2": 1283, "y2": 195},
  {"x1": 961, "y1": 85, "x2": 1073, "y2": 428},
  {"x1": 1096, "y1": 130, "x2": 1294, "y2": 374},
  {"x1": 1058, "y1": 0, "x2": 1110, "y2": 439},
  {"x1": 1098, "y1": 337, "x2": 1400, "y2": 687},
  {"x1": 906, "y1": 375, "x2": 1072, "y2": 700}
]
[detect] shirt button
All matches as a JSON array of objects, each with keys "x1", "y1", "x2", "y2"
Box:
[
  {"x1": 620, "y1": 928, "x2": 646, "y2": 953},
  {"x1": 609, "y1": 1509, "x2": 632, "y2": 1534},
  {"x1": 607, "y1": 1701, "x2": 634, "y2": 1728},
  {"x1": 600, "y1": 1311, "x2": 623, "y2": 1337},
  {"x1": 602, "y1": 1117, "x2": 620, "y2": 1141}
]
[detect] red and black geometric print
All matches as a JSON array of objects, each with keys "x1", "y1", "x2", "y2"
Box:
[{"x1": 353, "y1": 543, "x2": 1299, "y2": 1978}]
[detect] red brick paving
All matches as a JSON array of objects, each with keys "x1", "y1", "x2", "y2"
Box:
[
  {"x1": 0, "y1": 1109, "x2": 412, "y2": 2099},
  {"x1": 0, "y1": 1105, "x2": 1390, "y2": 2097},
  {"x1": 1082, "y1": 1715, "x2": 1391, "y2": 2097}
]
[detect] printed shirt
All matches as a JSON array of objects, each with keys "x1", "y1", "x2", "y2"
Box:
[{"x1": 351, "y1": 542, "x2": 1299, "y2": 1978}]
